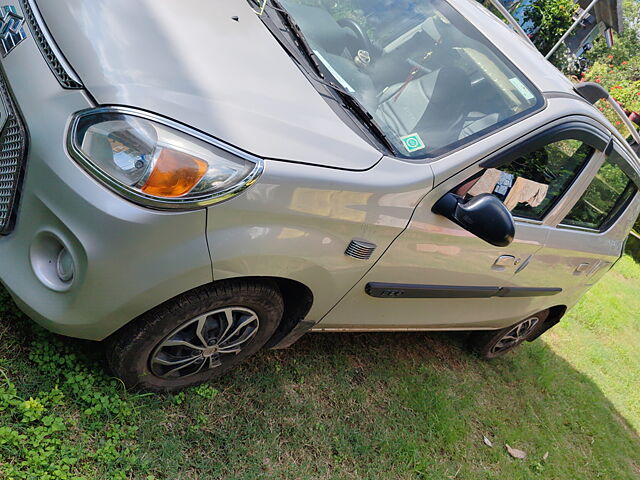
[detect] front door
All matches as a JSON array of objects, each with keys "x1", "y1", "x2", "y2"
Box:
[{"x1": 318, "y1": 120, "x2": 611, "y2": 330}]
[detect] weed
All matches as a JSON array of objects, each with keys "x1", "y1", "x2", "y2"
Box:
[
  {"x1": 193, "y1": 384, "x2": 219, "y2": 400},
  {"x1": 0, "y1": 327, "x2": 149, "y2": 479}
]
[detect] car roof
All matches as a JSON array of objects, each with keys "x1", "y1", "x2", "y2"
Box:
[{"x1": 449, "y1": 0, "x2": 579, "y2": 96}]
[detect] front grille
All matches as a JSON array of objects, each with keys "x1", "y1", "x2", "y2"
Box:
[
  {"x1": 19, "y1": 0, "x2": 83, "y2": 89},
  {"x1": 0, "y1": 69, "x2": 27, "y2": 234}
]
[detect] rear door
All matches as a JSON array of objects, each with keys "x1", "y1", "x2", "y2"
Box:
[
  {"x1": 531, "y1": 139, "x2": 640, "y2": 307},
  {"x1": 317, "y1": 120, "x2": 611, "y2": 330}
]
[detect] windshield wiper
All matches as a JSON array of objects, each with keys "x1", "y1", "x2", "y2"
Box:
[
  {"x1": 329, "y1": 84, "x2": 396, "y2": 154},
  {"x1": 259, "y1": 0, "x2": 394, "y2": 154},
  {"x1": 267, "y1": 0, "x2": 324, "y2": 79}
]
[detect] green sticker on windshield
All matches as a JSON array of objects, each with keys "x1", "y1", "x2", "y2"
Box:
[{"x1": 401, "y1": 133, "x2": 425, "y2": 153}]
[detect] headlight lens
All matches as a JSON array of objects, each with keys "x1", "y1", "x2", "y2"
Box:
[{"x1": 68, "y1": 108, "x2": 263, "y2": 208}]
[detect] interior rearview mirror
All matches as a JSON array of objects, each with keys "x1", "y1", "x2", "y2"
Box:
[{"x1": 432, "y1": 193, "x2": 515, "y2": 247}]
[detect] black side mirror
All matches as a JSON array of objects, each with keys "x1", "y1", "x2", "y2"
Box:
[{"x1": 432, "y1": 193, "x2": 515, "y2": 247}]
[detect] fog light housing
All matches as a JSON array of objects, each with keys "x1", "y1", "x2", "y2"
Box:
[
  {"x1": 56, "y1": 248, "x2": 75, "y2": 282},
  {"x1": 30, "y1": 232, "x2": 77, "y2": 292}
]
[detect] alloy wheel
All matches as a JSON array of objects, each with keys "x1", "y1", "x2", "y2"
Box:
[
  {"x1": 149, "y1": 307, "x2": 260, "y2": 378},
  {"x1": 490, "y1": 316, "x2": 539, "y2": 355}
]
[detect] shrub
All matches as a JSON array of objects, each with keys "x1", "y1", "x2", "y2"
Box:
[{"x1": 583, "y1": 56, "x2": 640, "y2": 136}]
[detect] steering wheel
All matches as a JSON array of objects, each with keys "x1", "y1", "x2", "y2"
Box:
[{"x1": 338, "y1": 18, "x2": 375, "y2": 57}]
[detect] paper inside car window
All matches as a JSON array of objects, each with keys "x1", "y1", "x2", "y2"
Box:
[{"x1": 466, "y1": 168, "x2": 549, "y2": 211}]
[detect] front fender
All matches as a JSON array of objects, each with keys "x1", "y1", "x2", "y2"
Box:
[{"x1": 206, "y1": 157, "x2": 433, "y2": 322}]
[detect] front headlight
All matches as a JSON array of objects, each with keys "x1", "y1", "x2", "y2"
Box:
[{"x1": 68, "y1": 107, "x2": 263, "y2": 209}]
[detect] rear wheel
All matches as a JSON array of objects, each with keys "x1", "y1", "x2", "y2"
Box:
[
  {"x1": 106, "y1": 279, "x2": 283, "y2": 392},
  {"x1": 468, "y1": 309, "x2": 549, "y2": 359}
]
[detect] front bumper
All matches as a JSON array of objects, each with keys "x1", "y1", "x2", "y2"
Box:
[{"x1": 0, "y1": 17, "x2": 212, "y2": 340}]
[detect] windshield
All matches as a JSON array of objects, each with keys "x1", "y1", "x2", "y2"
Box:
[{"x1": 277, "y1": 0, "x2": 543, "y2": 158}]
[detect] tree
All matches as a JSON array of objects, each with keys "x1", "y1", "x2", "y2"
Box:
[
  {"x1": 585, "y1": 0, "x2": 640, "y2": 65},
  {"x1": 522, "y1": 0, "x2": 578, "y2": 70}
]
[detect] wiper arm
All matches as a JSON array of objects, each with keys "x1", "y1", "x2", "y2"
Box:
[
  {"x1": 267, "y1": 0, "x2": 324, "y2": 79},
  {"x1": 328, "y1": 84, "x2": 396, "y2": 154},
  {"x1": 259, "y1": 0, "x2": 394, "y2": 154},
  {"x1": 248, "y1": 0, "x2": 268, "y2": 15}
]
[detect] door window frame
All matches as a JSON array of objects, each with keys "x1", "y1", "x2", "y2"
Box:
[
  {"x1": 555, "y1": 141, "x2": 640, "y2": 235},
  {"x1": 467, "y1": 119, "x2": 611, "y2": 228}
]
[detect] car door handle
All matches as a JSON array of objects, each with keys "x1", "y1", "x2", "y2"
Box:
[
  {"x1": 574, "y1": 263, "x2": 590, "y2": 275},
  {"x1": 492, "y1": 255, "x2": 517, "y2": 271}
]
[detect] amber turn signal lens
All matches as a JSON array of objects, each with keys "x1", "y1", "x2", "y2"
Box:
[{"x1": 141, "y1": 149, "x2": 208, "y2": 197}]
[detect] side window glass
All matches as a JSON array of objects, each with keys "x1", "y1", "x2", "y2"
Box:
[
  {"x1": 459, "y1": 139, "x2": 594, "y2": 220},
  {"x1": 562, "y1": 159, "x2": 637, "y2": 231}
]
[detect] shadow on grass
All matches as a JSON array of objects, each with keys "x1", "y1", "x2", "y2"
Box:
[
  {"x1": 227, "y1": 330, "x2": 640, "y2": 478},
  {"x1": 1, "y1": 285, "x2": 639, "y2": 479}
]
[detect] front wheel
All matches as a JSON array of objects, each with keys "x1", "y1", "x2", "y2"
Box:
[
  {"x1": 105, "y1": 280, "x2": 284, "y2": 392},
  {"x1": 468, "y1": 309, "x2": 549, "y2": 359}
]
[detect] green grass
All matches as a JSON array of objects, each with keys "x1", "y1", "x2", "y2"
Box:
[{"x1": 1, "y1": 258, "x2": 640, "y2": 479}]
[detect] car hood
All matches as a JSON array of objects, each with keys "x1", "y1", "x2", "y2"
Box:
[{"x1": 35, "y1": 0, "x2": 382, "y2": 170}]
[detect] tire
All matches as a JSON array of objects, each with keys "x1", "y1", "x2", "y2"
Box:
[
  {"x1": 468, "y1": 309, "x2": 549, "y2": 360},
  {"x1": 105, "y1": 279, "x2": 284, "y2": 392}
]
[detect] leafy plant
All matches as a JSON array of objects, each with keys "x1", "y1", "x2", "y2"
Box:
[
  {"x1": 0, "y1": 328, "x2": 149, "y2": 479},
  {"x1": 523, "y1": 0, "x2": 578, "y2": 61},
  {"x1": 582, "y1": 56, "x2": 640, "y2": 139},
  {"x1": 194, "y1": 384, "x2": 219, "y2": 400}
]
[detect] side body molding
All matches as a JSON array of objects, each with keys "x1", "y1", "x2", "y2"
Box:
[{"x1": 365, "y1": 282, "x2": 562, "y2": 298}]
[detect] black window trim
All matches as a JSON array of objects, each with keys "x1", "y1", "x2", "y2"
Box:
[
  {"x1": 609, "y1": 141, "x2": 640, "y2": 189},
  {"x1": 479, "y1": 121, "x2": 610, "y2": 170}
]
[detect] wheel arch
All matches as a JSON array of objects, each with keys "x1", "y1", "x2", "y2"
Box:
[
  {"x1": 104, "y1": 275, "x2": 315, "y2": 349},
  {"x1": 526, "y1": 304, "x2": 567, "y2": 342},
  {"x1": 208, "y1": 275, "x2": 315, "y2": 350},
  {"x1": 264, "y1": 277, "x2": 314, "y2": 348}
]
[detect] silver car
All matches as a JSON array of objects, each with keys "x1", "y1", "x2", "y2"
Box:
[{"x1": 0, "y1": 0, "x2": 638, "y2": 391}]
